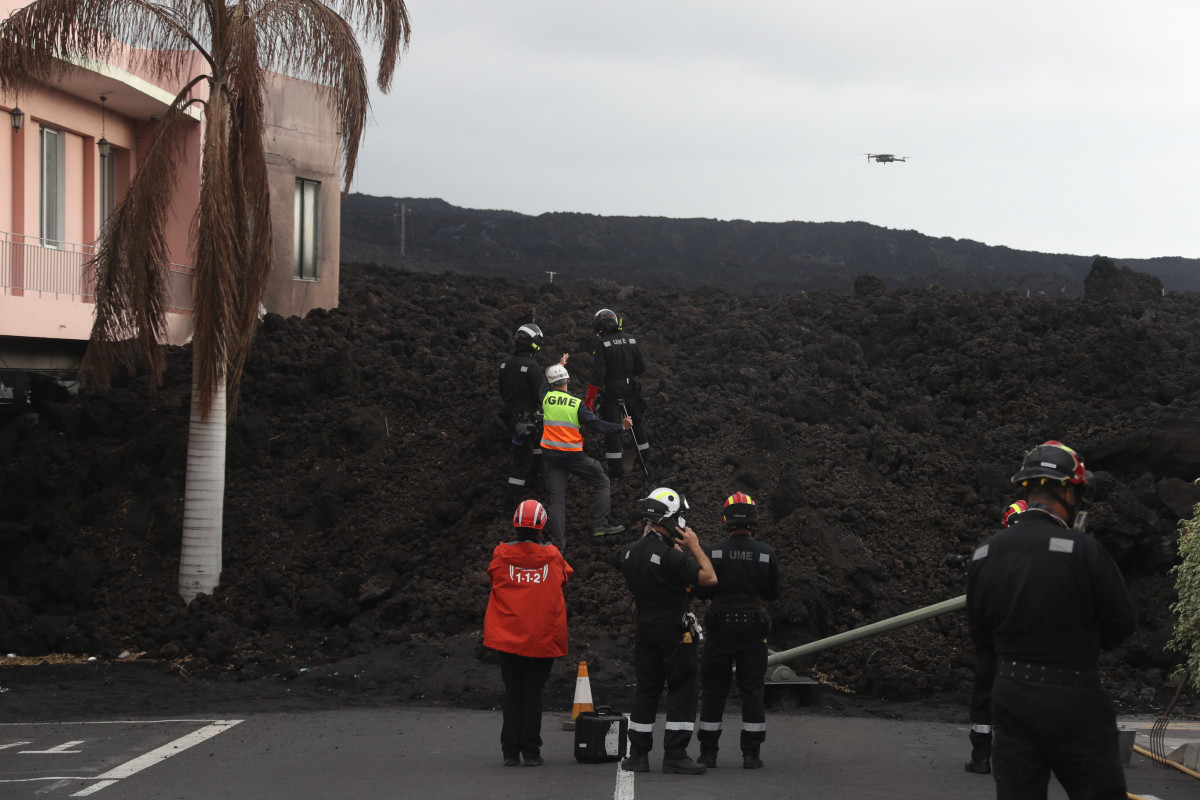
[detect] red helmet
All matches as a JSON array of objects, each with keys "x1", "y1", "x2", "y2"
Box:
[
  {"x1": 1001, "y1": 500, "x2": 1028, "y2": 527},
  {"x1": 512, "y1": 499, "x2": 548, "y2": 530},
  {"x1": 722, "y1": 491, "x2": 758, "y2": 530}
]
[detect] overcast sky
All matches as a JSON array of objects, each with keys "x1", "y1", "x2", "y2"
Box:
[{"x1": 352, "y1": 1, "x2": 1200, "y2": 260}]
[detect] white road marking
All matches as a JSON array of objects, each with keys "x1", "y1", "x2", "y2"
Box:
[
  {"x1": 92, "y1": 720, "x2": 242, "y2": 780},
  {"x1": 21, "y1": 741, "x2": 84, "y2": 754},
  {"x1": 71, "y1": 780, "x2": 118, "y2": 796},
  {"x1": 0, "y1": 742, "x2": 33, "y2": 750},
  {"x1": 36, "y1": 778, "x2": 72, "y2": 794},
  {"x1": 613, "y1": 765, "x2": 635, "y2": 800},
  {"x1": 0, "y1": 719, "x2": 243, "y2": 795},
  {"x1": 0, "y1": 719, "x2": 234, "y2": 727},
  {"x1": 613, "y1": 712, "x2": 634, "y2": 800}
]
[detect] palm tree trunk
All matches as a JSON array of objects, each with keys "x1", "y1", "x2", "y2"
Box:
[{"x1": 178, "y1": 368, "x2": 227, "y2": 603}]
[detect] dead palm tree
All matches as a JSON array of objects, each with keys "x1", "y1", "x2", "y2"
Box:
[{"x1": 0, "y1": 0, "x2": 410, "y2": 602}]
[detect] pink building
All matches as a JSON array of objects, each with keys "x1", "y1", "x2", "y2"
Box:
[{"x1": 0, "y1": 0, "x2": 343, "y2": 406}]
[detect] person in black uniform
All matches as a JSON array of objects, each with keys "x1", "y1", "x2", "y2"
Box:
[
  {"x1": 619, "y1": 487, "x2": 717, "y2": 775},
  {"x1": 965, "y1": 499, "x2": 1028, "y2": 776},
  {"x1": 967, "y1": 441, "x2": 1138, "y2": 800},
  {"x1": 695, "y1": 492, "x2": 782, "y2": 770},
  {"x1": 584, "y1": 308, "x2": 648, "y2": 481},
  {"x1": 497, "y1": 324, "x2": 567, "y2": 512}
]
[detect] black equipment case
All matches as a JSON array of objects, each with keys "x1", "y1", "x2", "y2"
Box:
[{"x1": 573, "y1": 706, "x2": 628, "y2": 763}]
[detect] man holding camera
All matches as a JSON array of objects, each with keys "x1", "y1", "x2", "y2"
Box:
[{"x1": 619, "y1": 488, "x2": 717, "y2": 775}]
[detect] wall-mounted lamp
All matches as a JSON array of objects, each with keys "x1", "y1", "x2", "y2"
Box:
[
  {"x1": 97, "y1": 95, "x2": 110, "y2": 157},
  {"x1": 10, "y1": 106, "x2": 24, "y2": 131}
]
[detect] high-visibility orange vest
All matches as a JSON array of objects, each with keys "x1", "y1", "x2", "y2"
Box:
[{"x1": 541, "y1": 390, "x2": 584, "y2": 452}]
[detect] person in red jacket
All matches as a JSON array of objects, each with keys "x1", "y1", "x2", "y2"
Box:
[{"x1": 484, "y1": 499, "x2": 574, "y2": 767}]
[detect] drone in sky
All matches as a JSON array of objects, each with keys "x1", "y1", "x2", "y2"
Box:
[{"x1": 865, "y1": 153, "x2": 908, "y2": 163}]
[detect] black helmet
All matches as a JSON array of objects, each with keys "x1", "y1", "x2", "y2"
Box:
[
  {"x1": 722, "y1": 492, "x2": 758, "y2": 530},
  {"x1": 642, "y1": 487, "x2": 689, "y2": 530},
  {"x1": 515, "y1": 323, "x2": 543, "y2": 352},
  {"x1": 593, "y1": 308, "x2": 620, "y2": 333},
  {"x1": 1011, "y1": 440, "x2": 1089, "y2": 493}
]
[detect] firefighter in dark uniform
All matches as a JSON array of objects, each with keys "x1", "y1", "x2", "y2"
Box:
[
  {"x1": 966, "y1": 499, "x2": 1027, "y2": 776},
  {"x1": 619, "y1": 488, "x2": 718, "y2": 775},
  {"x1": 695, "y1": 492, "x2": 782, "y2": 770},
  {"x1": 967, "y1": 441, "x2": 1138, "y2": 800},
  {"x1": 498, "y1": 324, "x2": 566, "y2": 512},
  {"x1": 584, "y1": 308, "x2": 648, "y2": 481}
]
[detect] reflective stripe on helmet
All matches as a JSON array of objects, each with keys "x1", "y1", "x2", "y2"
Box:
[
  {"x1": 512, "y1": 499, "x2": 547, "y2": 529},
  {"x1": 725, "y1": 491, "x2": 755, "y2": 508},
  {"x1": 1001, "y1": 500, "x2": 1028, "y2": 527}
]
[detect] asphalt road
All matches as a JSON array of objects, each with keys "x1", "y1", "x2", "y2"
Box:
[{"x1": 2, "y1": 708, "x2": 1197, "y2": 799}]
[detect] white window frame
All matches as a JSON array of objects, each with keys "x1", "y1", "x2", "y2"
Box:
[
  {"x1": 40, "y1": 126, "x2": 66, "y2": 248},
  {"x1": 294, "y1": 178, "x2": 321, "y2": 280}
]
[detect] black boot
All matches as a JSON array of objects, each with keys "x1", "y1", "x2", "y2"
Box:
[
  {"x1": 662, "y1": 754, "x2": 707, "y2": 775},
  {"x1": 620, "y1": 749, "x2": 649, "y2": 773},
  {"x1": 698, "y1": 746, "x2": 718, "y2": 768},
  {"x1": 965, "y1": 731, "x2": 991, "y2": 774},
  {"x1": 743, "y1": 747, "x2": 763, "y2": 769}
]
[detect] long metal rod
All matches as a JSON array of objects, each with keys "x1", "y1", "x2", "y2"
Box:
[
  {"x1": 766, "y1": 595, "x2": 966, "y2": 666},
  {"x1": 617, "y1": 398, "x2": 651, "y2": 483}
]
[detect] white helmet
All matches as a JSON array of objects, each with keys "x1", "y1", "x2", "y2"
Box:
[
  {"x1": 642, "y1": 487, "x2": 689, "y2": 530},
  {"x1": 545, "y1": 364, "x2": 570, "y2": 385}
]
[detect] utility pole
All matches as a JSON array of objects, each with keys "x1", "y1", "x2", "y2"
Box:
[
  {"x1": 546, "y1": 271, "x2": 557, "y2": 284},
  {"x1": 393, "y1": 202, "x2": 409, "y2": 257}
]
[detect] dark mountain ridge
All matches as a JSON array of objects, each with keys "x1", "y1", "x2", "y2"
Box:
[{"x1": 340, "y1": 194, "x2": 1200, "y2": 296}]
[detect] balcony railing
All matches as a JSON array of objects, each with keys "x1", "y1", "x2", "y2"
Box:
[{"x1": 0, "y1": 230, "x2": 195, "y2": 313}]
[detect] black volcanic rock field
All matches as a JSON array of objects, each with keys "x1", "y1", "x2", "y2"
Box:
[{"x1": 2, "y1": 262, "x2": 1199, "y2": 716}]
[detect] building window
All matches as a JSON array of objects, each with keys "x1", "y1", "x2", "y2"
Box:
[
  {"x1": 40, "y1": 126, "x2": 66, "y2": 248},
  {"x1": 294, "y1": 178, "x2": 321, "y2": 280},
  {"x1": 99, "y1": 149, "x2": 116, "y2": 229}
]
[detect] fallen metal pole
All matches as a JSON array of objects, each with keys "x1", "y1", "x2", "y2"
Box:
[{"x1": 766, "y1": 594, "x2": 966, "y2": 666}]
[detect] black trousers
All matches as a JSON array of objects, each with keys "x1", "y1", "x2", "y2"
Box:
[
  {"x1": 628, "y1": 616, "x2": 698, "y2": 759},
  {"x1": 499, "y1": 652, "x2": 555, "y2": 758},
  {"x1": 698, "y1": 619, "x2": 768, "y2": 752},
  {"x1": 970, "y1": 650, "x2": 996, "y2": 736},
  {"x1": 991, "y1": 676, "x2": 1126, "y2": 800},
  {"x1": 503, "y1": 419, "x2": 542, "y2": 510},
  {"x1": 598, "y1": 389, "x2": 647, "y2": 478}
]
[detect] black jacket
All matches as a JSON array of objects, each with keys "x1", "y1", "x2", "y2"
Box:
[
  {"x1": 498, "y1": 352, "x2": 542, "y2": 418},
  {"x1": 696, "y1": 532, "x2": 782, "y2": 613},
  {"x1": 620, "y1": 531, "x2": 701, "y2": 624},
  {"x1": 590, "y1": 332, "x2": 646, "y2": 389},
  {"x1": 966, "y1": 510, "x2": 1138, "y2": 670}
]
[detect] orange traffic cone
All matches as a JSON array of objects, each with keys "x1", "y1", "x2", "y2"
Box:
[
  {"x1": 563, "y1": 661, "x2": 594, "y2": 730},
  {"x1": 572, "y1": 661, "x2": 595, "y2": 718}
]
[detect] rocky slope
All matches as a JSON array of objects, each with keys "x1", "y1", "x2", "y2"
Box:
[{"x1": 1, "y1": 262, "x2": 1198, "y2": 715}]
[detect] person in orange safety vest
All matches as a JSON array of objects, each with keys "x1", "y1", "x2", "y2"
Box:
[{"x1": 540, "y1": 363, "x2": 632, "y2": 550}]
